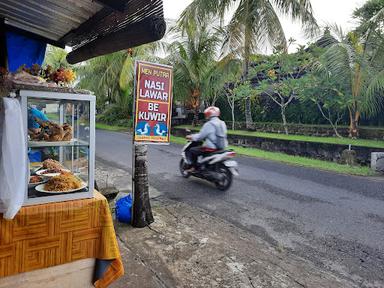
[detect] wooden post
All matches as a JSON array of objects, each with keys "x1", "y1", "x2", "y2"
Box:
[{"x1": 132, "y1": 144, "x2": 154, "y2": 228}]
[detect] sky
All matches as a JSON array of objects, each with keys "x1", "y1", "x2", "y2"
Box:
[{"x1": 163, "y1": 0, "x2": 367, "y2": 52}]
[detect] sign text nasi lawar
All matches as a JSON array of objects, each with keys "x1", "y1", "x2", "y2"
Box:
[{"x1": 134, "y1": 61, "x2": 173, "y2": 144}]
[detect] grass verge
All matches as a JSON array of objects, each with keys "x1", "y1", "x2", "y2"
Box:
[
  {"x1": 170, "y1": 135, "x2": 374, "y2": 176},
  {"x1": 96, "y1": 122, "x2": 129, "y2": 132},
  {"x1": 177, "y1": 125, "x2": 384, "y2": 149}
]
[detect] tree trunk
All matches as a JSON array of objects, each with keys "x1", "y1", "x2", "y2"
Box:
[
  {"x1": 192, "y1": 106, "x2": 200, "y2": 127},
  {"x1": 348, "y1": 108, "x2": 359, "y2": 138},
  {"x1": 132, "y1": 144, "x2": 154, "y2": 228},
  {"x1": 315, "y1": 102, "x2": 342, "y2": 138},
  {"x1": 231, "y1": 101, "x2": 235, "y2": 130},
  {"x1": 242, "y1": 10, "x2": 253, "y2": 130},
  {"x1": 191, "y1": 89, "x2": 201, "y2": 127},
  {"x1": 281, "y1": 107, "x2": 288, "y2": 135},
  {"x1": 331, "y1": 123, "x2": 342, "y2": 138},
  {"x1": 244, "y1": 96, "x2": 252, "y2": 130}
]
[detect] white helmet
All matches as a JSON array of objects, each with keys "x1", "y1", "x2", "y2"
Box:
[{"x1": 204, "y1": 106, "x2": 220, "y2": 119}]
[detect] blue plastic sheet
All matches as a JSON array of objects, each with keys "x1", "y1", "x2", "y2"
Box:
[
  {"x1": 115, "y1": 195, "x2": 132, "y2": 224},
  {"x1": 6, "y1": 31, "x2": 46, "y2": 72}
]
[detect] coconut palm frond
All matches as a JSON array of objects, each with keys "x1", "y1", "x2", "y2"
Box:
[
  {"x1": 255, "y1": 0, "x2": 287, "y2": 50},
  {"x1": 368, "y1": 6, "x2": 384, "y2": 25},
  {"x1": 271, "y1": 0, "x2": 319, "y2": 37},
  {"x1": 364, "y1": 70, "x2": 384, "y2": 116},
  {"x1": 320, "y1": 42, "x2": 356, "y2": 91}
]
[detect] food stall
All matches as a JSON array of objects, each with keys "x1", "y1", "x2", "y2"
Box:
[
  {"x1": 21, "y1": 87, "x2": 95, "y2": 205},
  {"x1": 0, "y1": 0, "x2": 166, "y2": 287}
]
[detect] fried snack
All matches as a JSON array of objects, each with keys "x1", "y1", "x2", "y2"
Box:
[
  {"x1": 34, "y1": 119, "x2": 71, "y2": 142},
  {"x1": 41, "y1": 168, "x2": 62, "y2": 174},
  {"x1": 62, "y1": 123, "x2": 73, "y2": 141},
  {"x1": 42, "y1": 159, "x2": 63, "y2": 170},
  {"x1": 44, "y1": 172, "x2": 82, "y2": 192},
  {"x1": 29, "y1": 176, "x2": 43, "y2": 184},
  {"x1": 48, "y1": 122, "x2": 64, "y2": 141}
]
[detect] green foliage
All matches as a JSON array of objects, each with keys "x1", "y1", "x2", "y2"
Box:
[
  {"x1": 76, "y1": 51, "x2": 127, "y2": 110},
  {"x1": 43, "y1": 45, "x2": 70, "y2": 69},
  {"x1": 179, "y1": 0, "x2": 319, "y2": 127},
  {"x1": 96, "y1": 103, "x2": 132, "y2": 127},
  {"x1": 353, "y1": 0, "x2": 384, "y2": 22},
  {"x1": 76, "y1": 43, "x2": 161, "y2": 126},
  {"x1": 180, "y1": 0, "x2": 318, "y2": 57},
  {"x1": 233, "y1": 82, "x2": 257, "y2": 100},
  {"x1": 252, "y1": 50, "x2": 313, "y2": 133},
  {"x1": 169, "y1": 23, "x2": 221, "y2": 102},
  {"x1": 169, "y1": 22, "x2": 242, "y2": 126},
  {"x1": 316, "y1": 29, "x2": 384, "y2": 125}
]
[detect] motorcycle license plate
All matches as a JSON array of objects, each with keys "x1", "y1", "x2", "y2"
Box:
[{"x1": 224, "y1": 160, "x2": 238, "y2": 167}]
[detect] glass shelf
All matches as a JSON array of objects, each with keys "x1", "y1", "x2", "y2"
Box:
[{"x1": 28, "y1": 139, "x2": 89, "y2": 148}]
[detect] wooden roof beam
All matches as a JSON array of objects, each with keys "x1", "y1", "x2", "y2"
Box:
[{"x1": 66, "y1": 15, "x2": 166, "y2": 64}]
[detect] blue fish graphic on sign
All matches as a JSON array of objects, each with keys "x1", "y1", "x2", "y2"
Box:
[
  {"x1": 136, "y1": 122, "x2": 151, "y2": 136},
  {"x1": 153, "y1": 123, "x2": 168, "y2": 136}
]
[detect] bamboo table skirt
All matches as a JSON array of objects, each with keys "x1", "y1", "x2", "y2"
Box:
[{"x1": 0, "y1": 191, "x2": 124, "y2": 288}]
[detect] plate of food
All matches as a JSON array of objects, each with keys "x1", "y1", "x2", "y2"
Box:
[
  {"x1": 36, "y1": 168, "x2": 70, "y2": 177},
  {"x1": 35, "y1": 172, "x2": 86, "y2": 194},
  {"x1": 28, "y1": 175, "x2": 47, "y2": 188},
  {"x1": 36, "y1": 159, "x2": 69, "y2": 177}
]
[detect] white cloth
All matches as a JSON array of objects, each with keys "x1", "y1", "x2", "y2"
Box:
[
  {"x1": 191, "y1": 117, "x2": 228, "y2": 149},
  {"x1": 0, "y1": 98, "x2": 27, "y2": 219}
]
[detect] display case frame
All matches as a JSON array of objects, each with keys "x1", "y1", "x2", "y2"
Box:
[{"x1": 20, "y1": 89, "x2": 96, "y2": 205}]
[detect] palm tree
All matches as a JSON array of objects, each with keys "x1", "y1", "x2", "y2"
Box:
[
  {"x1": 354, "y1": 1, "x2": 384, "y2": 71},
  {"x1": 169, "y1": 23, "x2": 239, "y2": 125},
  {"x1": 316, "y1": 28, "x2": 384, "y2": 138},
  {"x1": 76, "y1": 44, "x2": 165, "y2": 124},
  {"x1": 179, "y1": 0, "x2": 318, "y2": 128},
  {"x1": 76, "y1": 51, "x2": 127, "y2": 111}
]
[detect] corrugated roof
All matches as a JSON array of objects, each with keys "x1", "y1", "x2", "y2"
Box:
[{"x1": 0, "y1": 0, "x2": 103, "y2": 42}]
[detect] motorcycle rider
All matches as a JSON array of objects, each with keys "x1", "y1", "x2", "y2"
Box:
[{"x1": 186, "y1": 106, "x2": 228, "y2": 171}]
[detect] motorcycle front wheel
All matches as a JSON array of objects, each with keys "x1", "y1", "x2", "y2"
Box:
[
  {"x1": 179, "y1": 159, "x2": 191, "y2": 178},
  {"x1": 215, "y1": 165, "x2": 233, "y2": 191}
]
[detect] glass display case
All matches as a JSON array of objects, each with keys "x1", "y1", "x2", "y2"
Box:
[{"x1": 20, "y1": 89, "x2": 95, "y2": 205}]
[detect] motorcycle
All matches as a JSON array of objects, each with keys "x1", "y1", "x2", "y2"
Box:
[{"x1": 179, "y1": 140, "x2": 239, "y2": 191}]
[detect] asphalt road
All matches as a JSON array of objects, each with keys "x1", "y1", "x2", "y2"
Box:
[{"x1": 96, "y1": 130, "x2": 384, "y2": 287}]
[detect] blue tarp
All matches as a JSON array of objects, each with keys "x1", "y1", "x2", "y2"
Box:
[{"x1": 6, "y1": 31, "x2": 46, "y2": 72}]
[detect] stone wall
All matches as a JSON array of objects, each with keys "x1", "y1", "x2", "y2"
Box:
[
  {"x1": 178, "y1": 119, "x2": 384, "y2": 140},
  {"x1": 173, "y1": 128, "x2": 384, "y2": 166},
  {"x1": 226, "y1": 122, "x2": 384, "y2": 140}
]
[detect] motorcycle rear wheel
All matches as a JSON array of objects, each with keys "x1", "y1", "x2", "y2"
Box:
[
  {"x1": 179, "y1": 159, "x2": 191, "y2": 178},
  {"x1": 215, "y1": 165, "x2": 232, "y2": 191}
]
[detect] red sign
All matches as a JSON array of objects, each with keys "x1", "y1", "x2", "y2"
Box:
[{"x1": 133, "y1": 61, "x2": 173, "y2": 144}]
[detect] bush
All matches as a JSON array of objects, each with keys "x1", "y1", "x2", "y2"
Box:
[{"x1": 96, "y1": 104, "x2": 132, "y2": 127}]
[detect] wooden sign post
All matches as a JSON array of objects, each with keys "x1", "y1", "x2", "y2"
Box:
[{"x1": 131, "y1": 61, "x2": 173, "y2": 227}]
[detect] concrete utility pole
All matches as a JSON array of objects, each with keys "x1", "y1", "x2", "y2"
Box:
[{"x1": 132, "y1": 144, "x2": 154, "y2": 228}]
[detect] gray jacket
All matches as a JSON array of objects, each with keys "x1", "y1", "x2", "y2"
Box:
[{"x1": 191, "y1": 117, "x2": 228, "y2": 149}]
